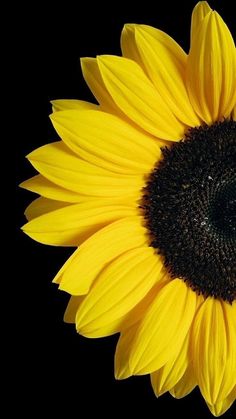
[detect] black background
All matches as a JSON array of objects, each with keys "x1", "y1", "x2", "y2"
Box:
[{"x1": 16, "y1": 1, "x2": 235, "y2": 417}]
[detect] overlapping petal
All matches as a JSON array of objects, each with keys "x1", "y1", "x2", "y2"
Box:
[
  {"x1": 169, "y1": 367, "x2": 197, "y2": 399},
  {"x1": 192, "y1": 299, "x2": 236, "y2": 405},
  {"x1": 24, "y1": 197, "x2": 70, "y2": 221},
  {"x1": 64, "y1": 296, "x2": 84, "y2": 323},
  {"x1": 20, "y1": 174, "x2": 140, "y2": 204},
  {"x1": 190, "y1": 1, "x2": 212, "y2": 45},
  {"x1": 123, "y1": 24, "x2": 200, "y2": 127},
  {"x1": 98, "y1": 55, "x2": 185, "y2": 140},
  {"x1": 187, "y1": 11, "x2": 236, "y2": 123},
  {"x1": 81, "y1": 57, "x2": 119, "y2": 113},
  {"x1": 50, "y1": 109, "x2": 162, "y2": 175},
  {"x1": 114, "y1": 277, "x2": 169, "y2": 379},
  {"x1": 128, "y1": 280, "x2": 197, "y2": 375},
  {"x1": 151, "y1": 334, "x2": 190, "y2": 396},
  {"x1": 207, "y1": 386, "x2": 236, "y2": 417},
  {"x1": 76, "y1": 247, "x2": 163, "y2": 337},
  {"x1": 55, "y1": 217, "x2": 148, "y2": 293},
  {"x1": 27, "y1": 142, "x2": 145, "y2": 197},
  {"x1": 22, "y1": 201, "x2": 137, "y2": 246},
  {"x1": 51, "y1": 99, "x2": 99, "y2": 112}
]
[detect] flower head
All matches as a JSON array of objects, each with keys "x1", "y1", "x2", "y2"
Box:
[{"x1": 21, "y1": 2, "x2": 236, "y2": 416}]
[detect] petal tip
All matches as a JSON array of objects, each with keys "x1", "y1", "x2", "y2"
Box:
[
  {"x1": 123, "y1": 23, "x2": 136, "y2": 32},
  {"x1": 114, "y1": 369, "x2": 131, "y2": 380}
]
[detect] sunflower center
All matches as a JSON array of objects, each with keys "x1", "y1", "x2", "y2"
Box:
[
  {"x1": 141, "y1": 120, "x2": 236, "y2": 303},
  {"x1": 210, "y1": 178, "x2": 236, "y2": 239}
]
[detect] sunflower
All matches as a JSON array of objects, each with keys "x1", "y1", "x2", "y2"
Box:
[{"x1": 21, "y1": 2, "x2": 236, "y2": 416}]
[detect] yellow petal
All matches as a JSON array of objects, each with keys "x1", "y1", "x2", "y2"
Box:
[
  {"x1": 190, "y1": 1, "x2": 212, "y2": 45},
  {"x1": 98, "y1": 55, "x2": 185, "y2": 141},
  {"x1": 27, "y1": 141, "x2": 145, "y2": 197},
  {"x1": 20, "y1": 175, "x2": 140, "y2": 204},
  {"x1": 20, "y1": 175, "x2": 81, "y2": 203},
  {"x1": 78, "y1": 318, "x2": 124, "y2": 338},
  {"x1": 81, "y1": 57, "x2": 118, "y2": 113},
  {"x1": 151, "y1": 294, "x2": 204, "y2": 396},
  {"x1": 56, "y1": 217, "x2": 148, "y2": 294},
  {"x1": 64, "y1": 295, "x2": 123, "y2": 337},
  {"x1": 130, "y1": 25, "x2": 200, "y2": 127},
  {"x1": 22, "y1": 201, "x2": 137, "y2": 246},
  {"x1": 50, "y1": 109, "x2": 162, "y2": 175},
  {"x1": 114, "y1": 277, "x2": 169, "y2": 379},
  {"x1": 64, "y1": 296, "x2": 84, "y2": 323},
  {"x1": 51, "y1": 99, "x2": 99, "y2": 112},
  {"x1": 232, "y1": 106, "x2": 236, "y2": 121},
  {"x1": 207, "y1": 386, "x2": 236, "y2": 417},
  {"x1": 192, "y1": 298, "x2": 236, "y2": 405},
  {"x1": 24, "y1": 197, "x2": 70, "y2": 221},
  {"x1": 115, "y1": 325, "x2": 138, "y2": 379},
  {"x1": 151, "y1": 334, "x2": 190, "y2": 397},
  {"x1": 187, "y1": 11, "x2": 236, "y2": 123},
  {"x1": 129, "y1": 279, "x2": 197, "y2": 374},
  {"x1": 76, "y1": 247, "x2": 163, "y2": 337},
  {"x1": 121, "y1": 24, "x2": 143, "y2": 66},
  {"x1": 169, "y1": 366, "x2": 197, "y2": 399},
  {"x1": 121, "y1": 276, "x2": 168, "y2": 332}
]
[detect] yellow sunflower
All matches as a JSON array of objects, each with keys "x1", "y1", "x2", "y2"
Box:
[{"x1": 21, "y1": 2, "x2": 236, "y2": 416}]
